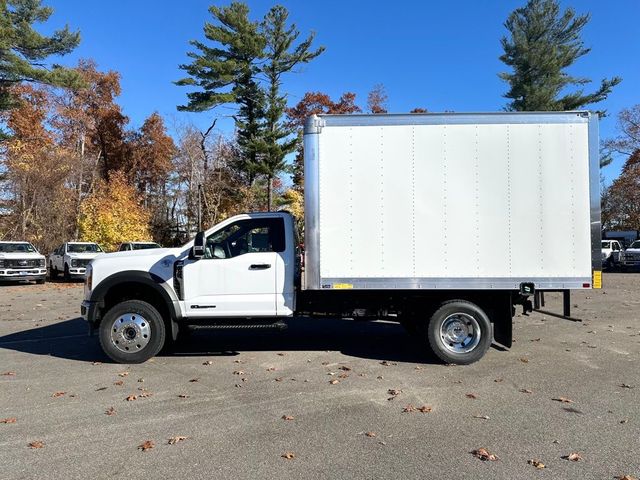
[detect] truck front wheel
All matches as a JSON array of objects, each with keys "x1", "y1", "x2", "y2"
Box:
[
  {"x1": 425, "y1": 300, "x2": 492, "y2": 365},
  {"x1": 99, "y1": 300, "x2": 166, "y2": 364}
]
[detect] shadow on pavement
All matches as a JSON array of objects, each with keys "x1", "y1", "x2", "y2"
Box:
[{"x1": 0, "y1": 316, "x2": 443, "y2": 365}]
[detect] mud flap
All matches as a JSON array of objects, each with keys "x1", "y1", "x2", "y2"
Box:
[{"x1": 493, "y1": 293, "x2": 513, "y2": 348}]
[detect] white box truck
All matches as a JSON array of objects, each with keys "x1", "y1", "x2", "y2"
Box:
[{"x1": 81, "y1": 111, "x2": 601, "y2": 365}]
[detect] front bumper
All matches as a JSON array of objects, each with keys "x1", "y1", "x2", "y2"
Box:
[
  {"x1": 0, "y1": 269, "x2": 47, "y2": 281},
  {"x1": 69, "y1": 267, "x2": 87, "y2": 276},
  {"x1": 622, "y1": 260, "x2": 640, "y2": 267}
]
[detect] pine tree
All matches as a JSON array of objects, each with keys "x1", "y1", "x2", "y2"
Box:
[
  {"x1": 176, "y1": 2, "x2": 266, "y2": 184},
  {"x1": 0, "y1": 0, "x2": 82, "y2": 114},
  {"x1": 499, "y1": 0, "x2": 621, "y2": 112},
  {"x1": 258, "y1": 5, "x2": 324, "y2": 210}
]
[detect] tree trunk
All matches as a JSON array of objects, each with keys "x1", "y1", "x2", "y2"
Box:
[{"x1": 267, "y1": 175, "x2": 273, "y2": 212}]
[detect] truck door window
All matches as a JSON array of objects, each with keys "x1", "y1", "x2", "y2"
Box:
[{"x1": 204, "y1": 218, "x2": 285, "y2": 259}]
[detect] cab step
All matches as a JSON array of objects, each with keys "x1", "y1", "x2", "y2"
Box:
[{"x1": 187, "y1": 321, "x2": 288, "y2": 331}]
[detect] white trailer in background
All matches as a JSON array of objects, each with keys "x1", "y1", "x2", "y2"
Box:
[{"x1": 82, "y1": 111, "x2": 601, "y2": 365}]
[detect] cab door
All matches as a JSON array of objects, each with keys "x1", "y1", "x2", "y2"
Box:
[{"x1": 181, "y1": 217, "x2": 286, "y2": 317}]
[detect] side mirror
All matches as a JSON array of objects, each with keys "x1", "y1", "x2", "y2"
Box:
[{"x1": 191, "y1": 231, "x2": 206, "y2": 259}]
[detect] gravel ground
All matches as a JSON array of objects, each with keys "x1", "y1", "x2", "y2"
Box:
[{"x1": 0, "y1": 274, "x2": 639, "y2": 480}]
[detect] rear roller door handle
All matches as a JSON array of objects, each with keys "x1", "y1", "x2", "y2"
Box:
[{"x1": 249, "y1": 263, "x2": 271, "y2": 270}]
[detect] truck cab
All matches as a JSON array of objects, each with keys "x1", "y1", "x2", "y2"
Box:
[{"x1": 82, "y1": 212, "x2": 296, "y2": 363}]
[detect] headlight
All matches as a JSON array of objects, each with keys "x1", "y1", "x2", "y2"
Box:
[
  {"x1": 71, "y1": 259, "x2": 78, "y2": 267},
  {"x1": 39, "y1": 258, "x2": 45, "y2": 267}
]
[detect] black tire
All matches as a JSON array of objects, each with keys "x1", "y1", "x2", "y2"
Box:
[
  {"x1": 63, "y1": 263, "x2": 70, "y2": 281},
  {"x1": 424, "y1": 300, "x2": 492, "y2": 365},
  {"x1": 50, "y1": 262, "x2": 57, "y2": 279},
  {"x1": 36, "y1": 278, "x2": 45, "y2": 285},
  {"x1": 99, "y1": 300, "x2": 166, "y2": 364}
]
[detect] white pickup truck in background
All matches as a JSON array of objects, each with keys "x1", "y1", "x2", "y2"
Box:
[
  {"x1": 621, "y1": 240, "x2": 640, "y2": 270},
  {"x1": 50, "y1": 242, "x2": 104, "y2": 280},
  {"x1": 601, "y1": 240, "x2": 623, "y2": 269},
  {"x1": 0, "y1": 241, "x2": 46, "y2": 284}
]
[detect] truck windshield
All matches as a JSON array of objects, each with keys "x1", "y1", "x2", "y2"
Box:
[
  {"x1": 68, "y1": 243, "x2": 102, "y2": 253},
  {"x1": 601, "y1": 241, "x2": 610, "y2": 248},
  {"x1": 630, "y1": 241, "x2": 640, "y2": 249},
  {"x1": 0, "y1": 242, "x2": 36, "y2": 253}
]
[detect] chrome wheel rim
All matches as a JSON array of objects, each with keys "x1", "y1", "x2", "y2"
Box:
[
  {"x1": 440, "y1": 313, "x2": 481, "y2": 354},
  {"x1": 110, "y1": 313, "x2": 151, "y2": 353}
]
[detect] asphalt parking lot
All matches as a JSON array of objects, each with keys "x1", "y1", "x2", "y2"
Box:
[{"x1": 0, "y1": 275, "x2": 639, "y2": 480}]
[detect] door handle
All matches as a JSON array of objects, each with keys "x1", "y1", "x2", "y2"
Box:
[{"x1": 249, "y1": 263, "x2": 271, "y2": 270}]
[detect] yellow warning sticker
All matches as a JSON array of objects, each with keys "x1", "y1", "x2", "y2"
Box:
[
  {"x1": 333, "y1": 283, "x2": 353, "y2": 289},
  {"x1": 593, "y1": 270, "x2": 602, "y2": 289}
]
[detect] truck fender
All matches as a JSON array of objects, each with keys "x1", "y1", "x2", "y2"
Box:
[{"x1": 89, "y1": 271, "x2": 182, "y2": 325}]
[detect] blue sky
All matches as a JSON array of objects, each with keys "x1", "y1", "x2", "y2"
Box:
[{"x1": 46, "y1": 0, "x2": 639, "y2": 183}]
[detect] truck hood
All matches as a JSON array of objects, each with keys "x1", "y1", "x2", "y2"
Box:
[
  {"x1": 0, "y1": 252, "x2": 45, "y2": 260},
  {"x1": 624, "y1": 248, "x2": 640, "y2": 254},
  {"x1": 90, "y1": 247, "x2": 186, "y2": 286}
]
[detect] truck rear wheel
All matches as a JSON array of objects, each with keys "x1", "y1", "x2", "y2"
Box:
[
  {"x1": 425, "y1": 300, "x2": 492, "y2": 365},
  {"x1": 99, "y1": 300, "x2": 166, "y2": 364}
]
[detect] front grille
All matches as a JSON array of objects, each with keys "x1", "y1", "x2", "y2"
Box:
[
  {"x1": 4, "y1": 259, "x2": 41, "y2": 268},
  {"x1": 73, "y1": 259, "x2": 92, "y2": 268}
]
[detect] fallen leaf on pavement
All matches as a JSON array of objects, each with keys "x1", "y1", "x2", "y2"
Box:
[
  {"x1": 473, "y1": 415, "x2": 490, "y2": 420},
  {"x1": 338, "y1": 373, "x2": 349, "y2": 379},
  {"x1": 618, "y1": 476, "x2": 638, "y2": 480},
  {"x1": 118, "y1": 372, "x2": 129, "y2": 377},
  {"x1": 168, "y1": 436, "x2": 188, "y2": 445},
  {"x1": 380, "y1": 361, "x2": 396, "y2": 366},
  {"x1": 562, "y1": 452, "x2": 582, "y2": 462},
  {"x1": 528, "y1": 459, "x2": 545, "y2": 469},
  {"x1": 277, "y1": 353, "x2": 286, "y2": 356},
  {"x1": 416, "y1": 405, "x2": 432, "y2": 413},
  {"x1": 387, "y1": 389, "x2": 402, "y2": 400},
  {"x1": 329, "y1": 379, "x2": 339, "y2": 385},
  {"x1": 494, "y1": 378, "x2": 503, "y2": 383},
  {"x1": 281, "y1": 415, "x2": 294, "y2": 421},
  {"x1": 28, "y1": 441, "x2": 44, "y2": 449},
  {"x1": 126, "y1": 395, "x2": 138, "y2": 401},
  {"x1": 520, "y1": 389, "x2": 533, "y2": 394},
  {"x1": 552, "y1": 397, "x2": 574, "y2": 403},
  {"x1": 402, "y1": 405, "x2": 416, "y2": 413},
  {"x1": 113, "y1": 380, "x2": 124, "y2": 386},
  {"x1": 2, "y1": 371, "x2": 16, "y2": 376},
  {"x1": 138, "y1": 440, "x2": 155, "y2": 451},
  {"x1": 91, "y1": 362, "x2": 102, "y2": 366},
  {"x1": 95, "y1": 387, "x2": 107, "y2": 391},
  {"x1": 1, "y1": 417, "x2": 17, "y2": 423},
  {"x1": 266, "y1": 367, "x2": 277, "y2": 371},
  {"x1": 520, "y1": 358, "x2": 529, "y2": 363},
  {"x1": 52, "y1": 391, "x2": 66, "y2": 398},
  {"x1": 275, "y1": 377, "x2": 284, "y2": 382},
  {"x1": 465, "y1": 393, "x2": 478, "y2": 399},
  {"x1": 472, "y1": 448, "x2": 498, "y2": 461},
  {"x1": 365, "y1": 431, "x2": 376, "y2": 437},
  {"x1": 137, "y1": 378, "x2": 144, "y2": 383},
  {"x1": 339, "y1": 366, "x2": 352, "y2": 371},
  {"x1": 281, "y1": 452, "x2": 295, "y2": 459},
  {"x1": 619, "y1": 383, "x2": 633, "y2": 389},
  {"x1": 189, "y1": 378, "x2": 199, "y2": 383},
  {"x1": 233, "y1": 370, "x2": 245, "y2": 375},
  {"x1": 178, "y1": 394, "x2": 189, "y2": 399},
  {"x1": 105, "y1": 407, "x2": 116, "y2": 416}
]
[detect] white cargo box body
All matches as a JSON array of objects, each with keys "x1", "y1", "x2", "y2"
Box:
[{"x1": 303, "y1": 112, "x2": 600, "y2": 291}]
